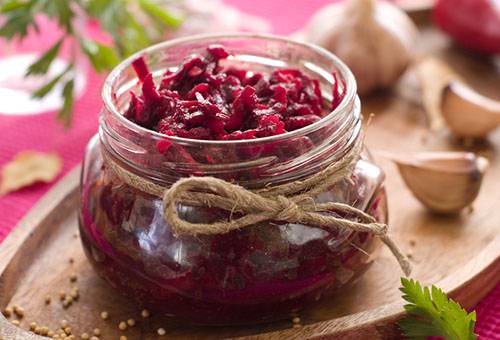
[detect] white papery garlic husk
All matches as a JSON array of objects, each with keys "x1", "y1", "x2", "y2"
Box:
[{"x1": 304, "y1": 0, "x2": 418, "y2": 95}]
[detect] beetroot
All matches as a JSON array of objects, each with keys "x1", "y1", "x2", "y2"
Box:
[{"x1": 124, "y1": 45, "x2": 345, "y2": 141}]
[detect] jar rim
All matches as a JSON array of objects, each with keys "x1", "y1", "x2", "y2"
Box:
[{"x1": 102, "y1": 32, "x2": 357, "y2": 146}]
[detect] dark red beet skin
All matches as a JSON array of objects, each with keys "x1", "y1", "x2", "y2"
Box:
[{"x1": 124, "y1": 45, "x2": 345, "y2": 141}]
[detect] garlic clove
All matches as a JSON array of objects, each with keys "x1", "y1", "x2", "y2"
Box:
[
  {"x1": 304, "y1": 0, "x2": 418, "y2": 95},
  {"x1": 385, "y1": 151, "x2": 489, "y2": 214},
  {"x1": 441, "y1": 81, "x2": 500, "y2": 138}
]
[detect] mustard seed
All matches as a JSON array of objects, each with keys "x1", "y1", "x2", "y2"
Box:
[
  {"x1": 69, "y1": 274, "x2": 77, "y2": 283},
  {"x1": 80, "y1": 333, "x2": 89, "y2": 340},
  {"x1": 126, "y1": 318, "x2": 135, "y2": 327},
  {"x1": 141, "y1": 309, "x2": 150, "y2": 318},
  {"x1": 60, "y1": 291, "x2": 66, "y2": 300},
  {"x1": 29, "y1": 322, "x2": 37, "y2": 331},
  {"x1": 100, "y1": 311, "x2": 109, "y2": 320},
  {"x1": 70, "y1": 290, "x2": 79, "y2": 299},
  {"x1": 11, "y1": 319, "x2": 20, "y2": 326},
  {"x1": 93, "y1": 328, "x2": 101, "y2": 336},
  {"x1": 67, "y1": 336, "x2": 76, "y2": 340},
  {"x1": 53, "y1": 335, "x2": 60, "y2": 339},
  {"x1": 35, "y1": 327, "x2": 42, "y2": 334},
  {"x1": 48, "y1": 330, "x2": 55, "y2": 337},
  {"x1": 3, "y1": 306, "x2": 12, "y2": 317},
  {"x1": 292, "y1": 317, "x2": 301, "y2": 324},
  {"x1": 61, "y1": 320, "x2": 69, "y2": 328},
  {"x1": 90, "y1": 337, "x2": 99, "y2": 340},
  {"x1": 40, "y1": 326, "x2": 49, "y2": 336},
  {"x1": 157, "y1": 328, "x2": 166, "y2": 336},
  {"x1": 118, "y1": 321, "x2": 127, "y2": 331},
  {"x1": 119, "y1": 336, "x2": 127, "y2": 340},
  {"x1": 45, "y1": 295, "x2": 52, "y2": 305},
  {"x1": 13, "y1": 305, "x2": 24, "y2": 318},
  {"x1": 64, "y1": 327, "x2": 72, "y2": 335}
]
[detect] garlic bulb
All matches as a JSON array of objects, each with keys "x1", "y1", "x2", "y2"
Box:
[
  {"x1": 304, "y1": 0, "x2": 418, "y2": 95},
  {"x1": 386, "y1": 151, "x2": 488, "y2": 214}
]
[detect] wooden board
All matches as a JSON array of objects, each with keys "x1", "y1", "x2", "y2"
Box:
[{"x1": 1, "y1": 26, "x2": 500, "y2": 339}]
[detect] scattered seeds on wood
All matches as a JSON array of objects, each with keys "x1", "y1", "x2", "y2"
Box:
[
  {"x1": 11, "y1": 319, "x2": 20, "y2": 326},
  {"x1": 64, "y1": 326, "x2": 72, "y2": 335},
  {"x1": 119, "y1": 336, "x2": 127, "y2": 340},
  {"x1": 118, "y1": 321, "x2": 127, "y2": 331},
  {"x1": 0, "y1": 151, "x2": 62, "y2": 196},
  {"x1": 141, "y1": 309, "x2": 150, "y2": 318},
  {"x1": 93, "y1": 328, "x2": 101, "y2": 336},
  {"x1": 292, "y1": 317, "x2": 301, "y2": 324},
  {"x1": 3, "y1": 306, "x2": 12, "y2": 317},
  {"x1": 80, "y1": 333, "x2": 89, "y2": 340},
  {"x1": 29, "y1": 322, "x2": 37, "y2": 331},
  {"x1": 90, "y1": 337, "x2": 99, "y2": 340},
  {"x1": 126, "y1": 318, "x2": 135, "y2": 327},
  {"x1": 157, "y1": 328, "x2": 166, "y2": 336},
  {"x1": 100, "y1": 311, "x2": 109, "y2": 320},
  {"x1": 60, "y1": 291, "x2": 67, "y2": 300}
]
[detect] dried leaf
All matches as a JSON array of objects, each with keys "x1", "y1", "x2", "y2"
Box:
[
  {"x1": 415, "y1": 57, "x2": 463, "y2": 131},
  {"x1": 0, "y1": 151, "x2": 62, "y2": 195}
]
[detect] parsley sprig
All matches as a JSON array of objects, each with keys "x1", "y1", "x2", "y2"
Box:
[
  {"x1": 0, "y1": 0, "x2": 183, "y2": 126},
  {"x1": 399, "y1": 278, "x2": 477, "y2": 340}
]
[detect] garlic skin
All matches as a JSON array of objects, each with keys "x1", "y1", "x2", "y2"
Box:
[
  {"x1": 387, "y1": 152, "x2": 488, "y2": 214},
  {"x1": 441, "y1": 81, "x2": 500, "y2": 138},
  {"x1": 304, "y1": 0, "x2": 418, "y2": 95}
]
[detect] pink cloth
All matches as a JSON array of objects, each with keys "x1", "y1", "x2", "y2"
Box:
[{"x1": 0, "y1": 1, "x2": 498, "y2": 338}]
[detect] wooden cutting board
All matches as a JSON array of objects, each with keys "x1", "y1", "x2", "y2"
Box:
[{"x1": 1, "y1": 25, "x2": 499, "y2": 340}]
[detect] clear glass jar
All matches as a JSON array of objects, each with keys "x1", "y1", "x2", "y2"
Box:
[{"x1": 79, "y1": 34, "x2": 387, "y2": 325}]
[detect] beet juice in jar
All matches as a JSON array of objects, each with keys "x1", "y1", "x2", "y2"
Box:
[{"x1": 79, "y1": 34, "x2": 389, "y2": 325}]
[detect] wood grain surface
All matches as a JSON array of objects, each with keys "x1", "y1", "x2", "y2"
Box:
[{"x1": 1, "y1": 25, "x2": 499, "y2": 339}]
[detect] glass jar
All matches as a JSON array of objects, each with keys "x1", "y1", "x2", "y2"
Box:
[{"x1": 79, "y1": 34, "x2": 387, "y2": 325}]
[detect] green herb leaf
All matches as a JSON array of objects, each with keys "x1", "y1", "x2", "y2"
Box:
[
  {"x1": 25, "y1": 39, "x2": 63, "y2": 76},
  {"x1": 138, "y1": 0, "x2": 183, "y2": 28},
  {"x1": 0, "y1": 0, "x2": 36, "y2": 39},
  {"x1": 31, "y1": 63, "x2": 71, "y2": 99},
  {"x1": 57, "y1": 78, "x2": 75, "y2": 127},
  {"x1": 79, "y1": 38, "x2": 119, "y2": 72},
  {"x1": 398, "y1": 277, "x2": 477, "y2": 340}
]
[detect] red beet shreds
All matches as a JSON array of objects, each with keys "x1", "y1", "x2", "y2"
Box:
[{"x1": 124, "y1": 45, "x2": 345, "y2": 141}]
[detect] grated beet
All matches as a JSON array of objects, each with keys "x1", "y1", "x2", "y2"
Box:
[{"x1": 124, "y1": 45, "x2": 345, "y2": 142}]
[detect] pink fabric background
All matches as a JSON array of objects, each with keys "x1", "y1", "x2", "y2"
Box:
[{"x1": 0, "y1": 1, "x2": 498, "y2": 338}]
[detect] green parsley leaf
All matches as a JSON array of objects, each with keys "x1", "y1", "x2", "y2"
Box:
[
  {"x1": 25, "y1": 39, "x2": 63, "y2": 76},
  {"x1": 57, "y1": 78, "x2": 75, "y2": 127},
  {"x1": 138, "y1": 0, "x2": 183, "y2": 28},
  {"x1": 399, "y1": 277, "x2": 477, "y2": 340},
  {"x1": 31, "y1": 63, "x2": 71, "y2": 99},
  {"x1": 0, "y1": 0, "x2": 36, "y2": 39},
  {"x1": 79, "y1": 38, "x2": 119, "y2": 73}
]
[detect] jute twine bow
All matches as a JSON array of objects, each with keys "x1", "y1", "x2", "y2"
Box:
[{"x1": 105, "y1": 139, "x2": 411, "y2": 276}]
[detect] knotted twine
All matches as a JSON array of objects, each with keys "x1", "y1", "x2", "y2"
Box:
[{"x1": 104, "y1": 139, "x2": 411, "y2": 276}]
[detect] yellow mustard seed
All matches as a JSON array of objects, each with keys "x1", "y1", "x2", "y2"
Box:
[
  {"x1": 59, "y1": 291, "x2": 66, "y2": 300},
  {"x1": 34, "y1": 326, "x2": 42, "y2": 334},
  {"x1": 69, "y1": 274, "x2": 77, "y2": 283},
  {"x1": 126, "y1": 318, "x2": 135, "y2": 327},
  {"x1": 64, "y1": 327, "x2": 72, "y2": 335},
  {"x1": 61, "y1": 320, "x2": 69, "y2": 328},
  {"x1": 48, "y1": 330, "x2": 55, "y2": 337},
  {"x1": 11, "y1": 319, "x2": 20, "y2": 326},
  {"x1": 53, "y1": 335, "x2": 60, "y2": 339},
  {"x1": 141, "y1": 309, "x2": 150, "y2": 318},
  {"x1": 13, "y1": 306, "x2": 24, "y2": 318},
  {"x1": 118, "y1": 321, "x2": 127, "y2": 331},
  {"x1": 3, "y1": 306, "x2": 12, "y2": 318},
  {"x1": 90, "y1": 337, "x2": 99, "y2": 340},
  {"x1": 292, "y1": 317, "x2": 301, "y2": 324},
  {"x1": 119, "y1": 336, "x2": 127, "y2": 340},
  {"x1": 80, "y1": 333, "x2": 89, "y2": 340},
  {"x1": 93, "y1": 328, "x2": 101, "y2": 336},
  {"x1": 100, "y1": 311, "x2": 109, "y2": 320},
  {"x1": 40, "y1": 326, "x2": 49, "y2": 336},
  {"x1": 29, "y1": 322, "x2": 37, "y2": 331},
  {"x1": 157, "y1": 327, "x2": 166, "y2": 336}
]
